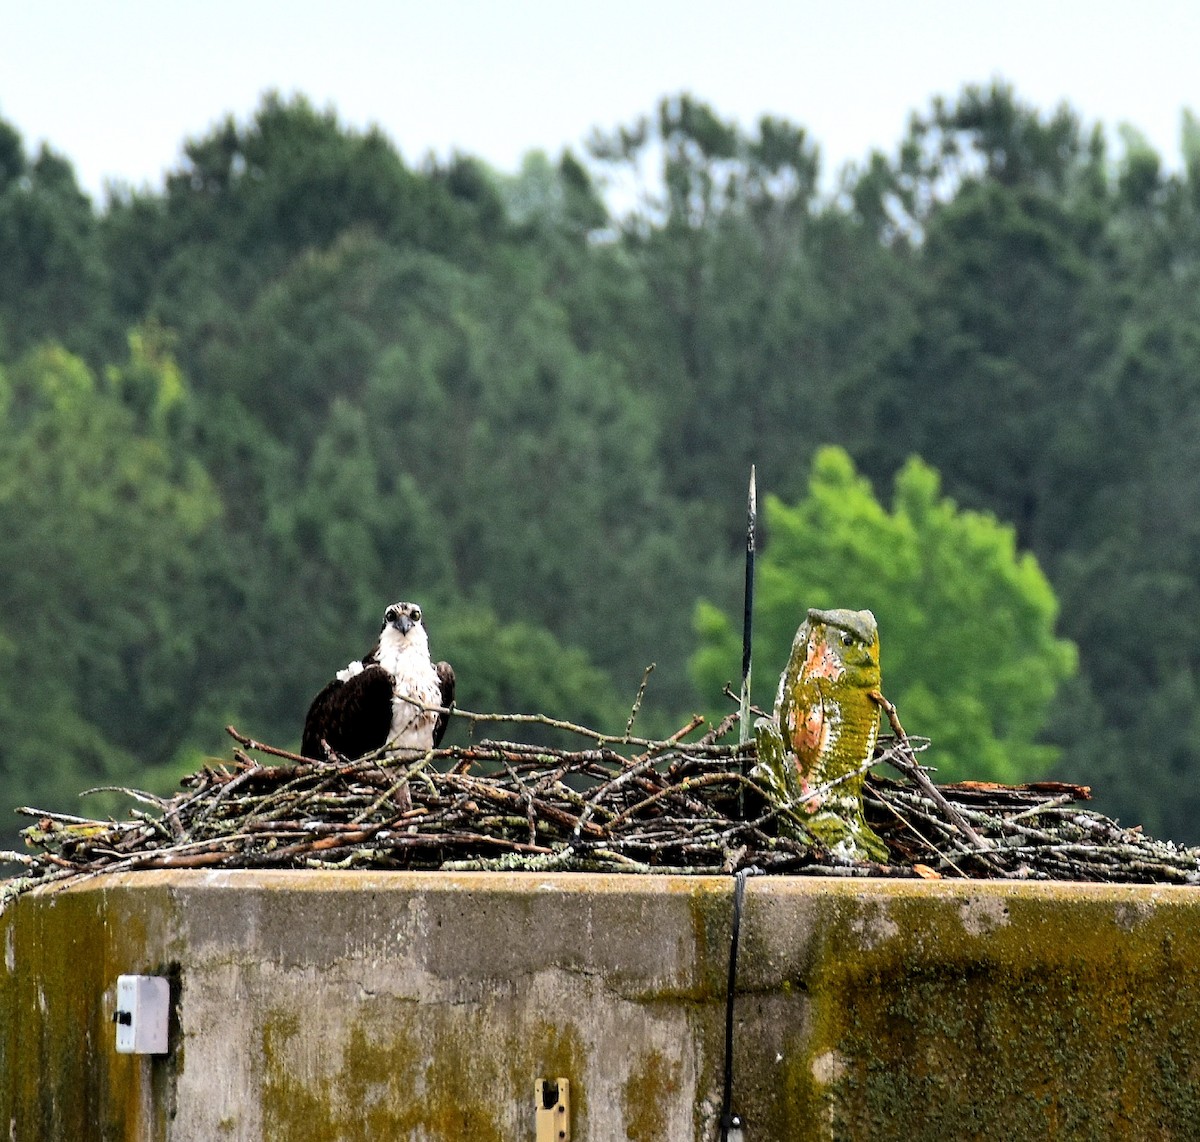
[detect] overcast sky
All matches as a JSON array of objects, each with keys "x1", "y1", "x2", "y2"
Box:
[{"x1": 3, "y1": 0, "x2": 1198, "y2": 201}]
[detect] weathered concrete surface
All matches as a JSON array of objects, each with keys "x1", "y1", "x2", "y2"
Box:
[{"x1": 4, "y1": 872, "x2": 1200, "y2": 1140}]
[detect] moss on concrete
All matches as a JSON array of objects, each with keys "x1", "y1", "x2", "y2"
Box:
[
  {"x1": 6, "y1": 872, "x2": 1200, "y2": 1139},
  {"x1": 257, "y1": 987, "x2": 595, "y2": 1139},
  {"x1": 1, "y1": 878, "x2": 184, "y2": 1140},
  {"x1": 621, "y1": 1046, "x2": 684, "y2": 1139},
  {"x1": 753, "y1": 881, "x2": 1200, "y2": 1139}
]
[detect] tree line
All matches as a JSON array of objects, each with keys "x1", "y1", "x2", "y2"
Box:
[{"x1": 2, "y1": 83, "x2": 1198, "y2": 849}]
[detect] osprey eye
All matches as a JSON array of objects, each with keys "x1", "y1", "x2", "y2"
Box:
[{"x1": 412, "y1": 607, "x2": 421, "y2": 623}]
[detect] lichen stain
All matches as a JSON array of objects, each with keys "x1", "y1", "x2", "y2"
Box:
[
  {"x1": 686, "y1": 881, "x2": 735, "y2": 1000},
  {"x1": 799, "y1": 889, "x2": 1200, "y2": 1140},
  {"x1": 3, "y1": 882, "x2": 179, "y2": 1141},
  {"x1": 1114, "y1": 899, "x2": 1152, "y2": 932},
  {"x1": 263, "y1": 1007, "x2": 442, "y2": 1142},
  {"x1": 959, "y1": 893, "x2": 1010, "y2": 936},
  {"x1": 621, "y1": 1047, "x2": 683, "y2": 1140},
  {"x1": 849, "y1": 899, "x2": 899, "y2": 950},
  {"x1": 810, "y1": 1049, "x2": 847, "y2": 1085},
  {"x1": 260, "y1": 1001, "x2": 594, "y2": 1140},
  {"x1": 516, "y1": 1018, "x2": 588, "y2": 1127}
]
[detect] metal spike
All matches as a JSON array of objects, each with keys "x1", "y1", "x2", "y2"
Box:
[{"x1": 738, "y1": 466, "x2": 757, "y2": 748}]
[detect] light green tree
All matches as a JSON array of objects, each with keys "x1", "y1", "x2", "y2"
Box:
[{"x1": 691, "y1": 447, "x2": 1077, "y2": 782}]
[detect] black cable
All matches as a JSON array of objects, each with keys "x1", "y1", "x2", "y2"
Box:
[{"x1": 719, "y1": 867, "x2": 752, "y2": 1139}]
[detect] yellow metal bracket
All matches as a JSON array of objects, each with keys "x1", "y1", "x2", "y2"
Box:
[{"x1": 535, "y1": 1077, "x2": 570, "y2": 1141}]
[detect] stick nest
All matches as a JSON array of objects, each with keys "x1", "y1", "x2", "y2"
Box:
[{"x1": 4, "y1": 701, "x2": 1199, "y2": 907}]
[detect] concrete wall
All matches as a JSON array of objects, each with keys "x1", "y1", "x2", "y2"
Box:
[{"x1": 4, "y1": 870, "x2": 1200, "y2": 1140}]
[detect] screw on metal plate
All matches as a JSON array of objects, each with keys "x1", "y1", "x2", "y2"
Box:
[{"x1": 535, "y1": 1077, "x2": 570, "y2": 1141}]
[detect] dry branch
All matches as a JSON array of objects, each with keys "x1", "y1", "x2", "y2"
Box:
[{"x1": 4, "y1": 702, "x2": 1199, "y2": 909}]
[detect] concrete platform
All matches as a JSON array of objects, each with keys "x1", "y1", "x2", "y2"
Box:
[{"x1": 3, "y1": 870, "x2": 1200, "y2": 1139}]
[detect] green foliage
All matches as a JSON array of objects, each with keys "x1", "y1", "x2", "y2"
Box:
[
  {"x1": 692, "y1": 448, "x2": 1077, "y2": 782},
  {"x1": 434, "y1": 602, "x2": 629, "y2": 745},
  {"x1": 0, "y1": 138, "x2": 109, "y2": 360},
  {"x1": 5, "y1": 83, "x2": 1200, "y2": 849},
  {"x1": 0, "y1": 343, "x2": 224, "y2": 842},
  {"x1": 587, "y1": 95, "x2": 919, "y2": 522}
]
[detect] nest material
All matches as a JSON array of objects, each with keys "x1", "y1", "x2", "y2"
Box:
[{"x1": 4, "y1": 708, "x2": 1199, "y2": 906}]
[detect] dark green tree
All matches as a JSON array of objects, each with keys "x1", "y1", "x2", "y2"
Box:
[
  {"x1": 0, "y1": 118, "x2": 111, "y2": 359},
  {"x1": 852, "y1": 84, "x2": 1113, "y2": 555},
  {"x1": 587, "y1": 95, "x2": 919, "y2": 526}
]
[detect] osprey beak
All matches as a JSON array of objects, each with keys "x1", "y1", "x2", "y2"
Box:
[{"x1": 394, "y1": 615, "x2": 413, "y2": 634}]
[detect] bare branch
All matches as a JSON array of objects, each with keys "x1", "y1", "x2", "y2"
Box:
[{"x1": 6, "y1": 696, "x2": 1196, "y2": 911}]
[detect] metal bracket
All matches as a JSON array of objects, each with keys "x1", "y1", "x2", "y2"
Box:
[
  {"x1": 113, "y1": 974, "x2": 170, "y2": 1055},
  {"x1": 535, "y1": 1077, "x2": 570, "y2": 1141}
]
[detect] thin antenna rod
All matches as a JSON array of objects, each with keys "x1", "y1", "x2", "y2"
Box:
[{"x1": 738, "y1": 466, "x2": 757, "y2": 748}]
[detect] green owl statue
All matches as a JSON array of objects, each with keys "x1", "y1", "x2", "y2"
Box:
[{"x1": 753, "y1": 607, "x2": 889, "y2": 862}]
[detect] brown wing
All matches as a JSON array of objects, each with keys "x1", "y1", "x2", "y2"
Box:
[
  {"x1": 301, "y1": 665, "x2": 394, "y2": 760},
  {"x1": 433, "y1": 661, "x2": 456, "y2": 747}
]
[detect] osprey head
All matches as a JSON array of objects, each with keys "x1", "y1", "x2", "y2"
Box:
[{"x1": 383, "y1": 601, "x2": 424, "y2": 637}]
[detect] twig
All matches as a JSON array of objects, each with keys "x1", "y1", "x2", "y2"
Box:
[
  {"x1": 6, "y1": 702, "x2": 1197, "y2": 908},
  {"x1": 722, "y1": 683, "x2": 769, "y2": 722},
  {"x1": 404, "y1": 698, "x2": 694, "y2": 749},
  {"x1": 225, "y1": 725, "x2": 310, "y2": 763},
  {"x1": 869, "y1": 691, "x2": 993, "y2": 853},
  {"x1": 625, "y1": 664, "x2": 655, "y2": 737}
]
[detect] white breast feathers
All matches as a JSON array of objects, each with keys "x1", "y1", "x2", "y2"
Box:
[{"x1": 376, "y1": 624, "x2": 443, "y2": 751}]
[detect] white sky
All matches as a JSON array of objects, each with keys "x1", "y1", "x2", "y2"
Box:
[{"x1": 2, "y1": 0, "x2": 1198, "y2": 202}]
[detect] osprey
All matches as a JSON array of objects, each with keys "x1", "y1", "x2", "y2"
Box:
[{"x1": 301, "y1": 601, "x2": 456, "y2": 760}]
